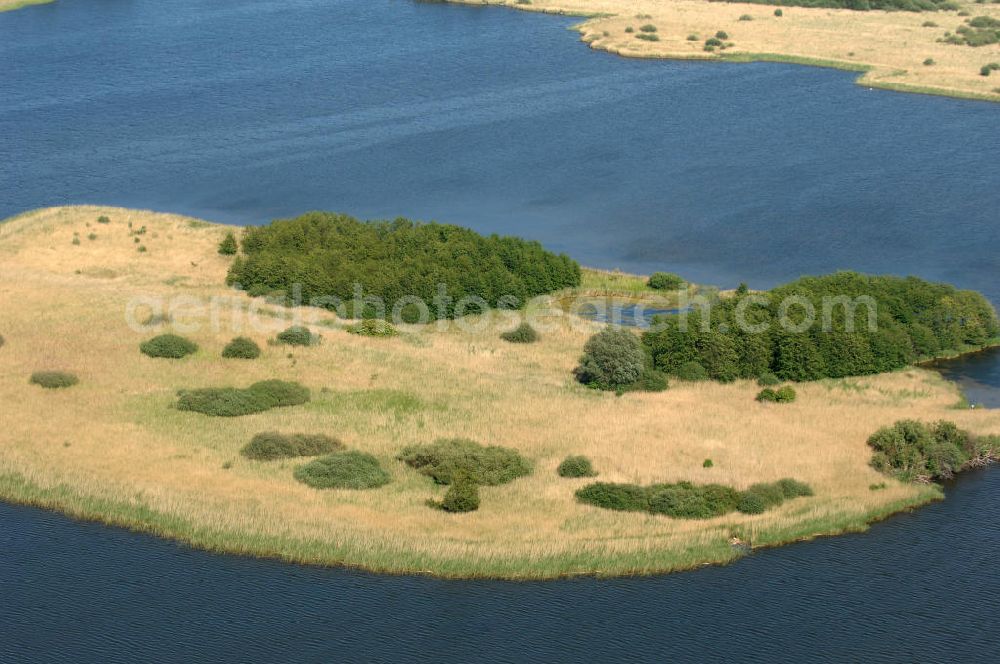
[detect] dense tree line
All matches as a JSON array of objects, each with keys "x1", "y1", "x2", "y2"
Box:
[
  {"x1": 226, "y1": 212, "x2": 580, "y2": 319},
  {"x1": 642, "y1": 272, "x2": 998, "y2": 382}
]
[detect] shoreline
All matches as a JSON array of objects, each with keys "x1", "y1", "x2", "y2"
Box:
[
  {"x1": 441, "y1": 0, "x2": 1000, "y2": 104},
  {"x1": 0, "y1": 470, "x2": 946, "y2": 579}
]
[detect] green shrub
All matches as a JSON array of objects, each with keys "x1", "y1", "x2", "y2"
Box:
[
  {"x1": 218, "y1": 232, "x2": 238, "y2": 256},
  {"x1": 739, "y1": 14, "x2": 753, "y2": 21},
  {"x1": 72, "y1": 237, "x2": 80, "y2": 245},
  {"x1": 776, "y1": 477, "x2": 814, "y2": 498},
  {"x1": 227, "y1": 212, "x2": 580, "y2": 320},
  {"x1": 140, "y1": 333, "x2": 198, "y2": 359},
  {"x1": 575, "y1": 482, "x2": 650, "y2": 511},
  {"x1": 87, "y1": 233, "x2": 97, "y2": 241},
  {"x1": 175, "y1": 380, "x2": 310, "y2": 417},
  {"x1": 923, "y1": 58, "x2": 935, "y2": 66},
  {"x1": 757, "y1": 371, "x2": 781, "y2": 386},
  {"x1": 648, "y1": 482, "x2": 742, "y2": 519},
  {"x1": 625, "y1": 26, "x2": 635, "y2": 33},
  {"x1": 500, "y1": 322, "x2": 539, "y2": 344},
  {"x1": 756, "y1": 386, "x2": 796, "y2": 403},
  {"x1": 867, "y1": 419, "x2": 997, "y2": 481},
  {"x1": 97, "y1": 215, "x2": 111, "y2": 224},
  {"x1": 673, "y1": 361, "x2": 708, "y2": 382},
  {"x1": 687, "y1": 34, "x2": 699, "y2": 40},
  {"x1": 276, "y1": 325, "x2": 315, "y2": 346},
  {"x1": 137, "y1": 245, "x2": 147, "y2": 253},
  {"x1": 346, "y1": 319, "x2": 398, "y2": 337},
  {"x1": 398, "y1": 438, "x2": 531, "y2": 486},
  {"x1": 440, "y1": 475, "x2": 480, "y2": 512},
  {"x1": 716, "y1": 30, "x2": 729, "y2": 39},
  {"x1": 922, "y1": 20, "x2": 937, "y2": 26},
  {"x1": 30, "y1": 371, "x2": 79, "y2": 389},
  {"x1": 574, "y1": 326, "x2": 646, "y2": 390},
  {"x1": 635, "y1": 33, "x2": 660, "y2": 42},
  {"x1": 241, "y1": 432, "x2": 344, "y2": 460},
  {"x1": 736, "y1": 492, "x2": 765, "y2": 514},
  {"x1": 557, "y1": 455, "x2": 598, "y2": 478},
  {"x1": 703, "y1": 458, "x2": 714, "y2": 468},
  {"x1": 705, "y1": 37, "x2": 724, "y2": 47},
  {"x1": 294, "y1": 451, "x2": 391, "y2": 489},
  {"x1": 647, "y1": 272, "x2": 685, "y2": 290},
  {"x1": 0, "y1": 334, "x2": 4, "y2": 349},
  {"x1": 633, "y1": 367, "x2": 669, "y2": 392},
  {"x1": 222, "y1": 336, "x2": 261, "y2": 359},
  {"x1": 775, "y1": 8, "x2": 784, "y2": 15}
]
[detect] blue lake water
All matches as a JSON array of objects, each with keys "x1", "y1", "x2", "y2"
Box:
[{"x1": 2, "y1": 0, "x2": 999, "y2": 661}]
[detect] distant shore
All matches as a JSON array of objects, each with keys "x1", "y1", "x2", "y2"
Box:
[
  {"x1": 0, "y1": 0, "x2": 54, "y2": 13},
  {"x1": 443, "y1": 0, "x2": 1000, "y2": 103}
]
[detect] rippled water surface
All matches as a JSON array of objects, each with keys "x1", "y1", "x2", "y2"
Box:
[{"x1": 2, "y1": 0, "x2": 999, "y2": 661}]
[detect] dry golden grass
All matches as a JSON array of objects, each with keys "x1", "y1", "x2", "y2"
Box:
[
  {"x1": 1, "y1": 205, "x2": 998, "y2": 578},
  {"x1": 448, "y1": 0, "x2": 1000, "y2": 101}
]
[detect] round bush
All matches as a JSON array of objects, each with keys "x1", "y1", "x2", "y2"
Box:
[
  {"x1": 276, "y1": 326, "x2": 315, "y2": 346},
  {"x1": 30, "y1": 371, "x2": 79, "y2": 389},
  {"x1": 440, "y1": 475, "x2": 480, "y2": 513},
  {"x1": 574, "y1": 326, "x2": 646, "y2": 390},
  {"x1": 647, "y1": 272, "x2": 685, "y2": 291},
  {"x1": 776, "y1": 478, "x2": 814, "y2": 498},
  {"x1": 673, "y1": 361, "x2": 708, "y2": 382},
  {"x1": 398, "y1": 438, "x2": 531, "y2": 486},
  {"x1": 716, "y1": 30, "x2": 729, "y2": 39},
  {"x1": 140, "y1": 334, "x2": 198, "y2": 359},
  {"x1": 294, "y1": 451, "x2": 391, "y2": 490},
  {"x1": 647, "y1": 482, "x2": 741, "y2": 519},
  {"x1": 743, "y1": 482, "x2": 786, "y2": 509},
  {"x1": 557, "y1": 455, "x2": 598, "y2": 478},
  {"x1": 634, "y1": 368, "x2": 669, "y2": 392},
  {"x1": 774, "y1": 8, "x2": 783, "y2": 16},
  {"x1": 241, "y1": 432, "x2": 344, "y2": 461},
  {"x1": 222, "y1": 336, "x2": 261, "y2": 359},
  {"x1": 703, "y1": 458, "x2": 714, "y2": 468},
  {"x1": 756, "y1": 386, "x2": 796, "y2": 403},
  {"x1": 500, "y1": 322, "x2": 539, "y2": 344}
]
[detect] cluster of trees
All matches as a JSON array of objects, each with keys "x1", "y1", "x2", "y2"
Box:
[
  {"x1": 730, "y1": 0, "x2": 958, "y2": 11},
  {"x1": 226, "y1": 212, "x2": 581, "y2": 320},
  {"x1": 868, "y1": 420, "x2": 999, "y2": 482},
  {"x1": 642, "y1": 272, "x2": 998, "y2": 382}
]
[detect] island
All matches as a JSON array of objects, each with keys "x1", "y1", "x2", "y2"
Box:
[
  {"x1": 445, "y1": 0, "x2": 1000, "y2": 102},
  {"x1": 0, "y1": 205, "x2": 997, "y2": 579}
]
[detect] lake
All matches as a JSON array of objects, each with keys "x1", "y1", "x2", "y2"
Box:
[{"x1": 1, "y1": 0, "x2": 998, "y2": 661}]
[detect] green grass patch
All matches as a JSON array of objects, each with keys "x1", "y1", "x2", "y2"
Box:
[{"x1": 294, "y1": 451, "x2": 391, "y2": 489}]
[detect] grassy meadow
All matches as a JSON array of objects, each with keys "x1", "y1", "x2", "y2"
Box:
[
  {"x1": 0, "y1": 0, "x2": 53, "y2": 12},
  {"x1": 446, "y1": 0, "x2": 1000, "y2": 102},
  {"x1": 0, "y1": 206, "x2": 997, "y2": 578}
]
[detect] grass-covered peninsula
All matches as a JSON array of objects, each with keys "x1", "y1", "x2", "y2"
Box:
[
  {"x1": 1, "y1": 205, "x2": 998, "y2": 579},
  {"x1": 445, "y1": 0, "x2": 1000, "y2": 102},
  {"x1": 0, "y1": 0, "x2": 53, "y2": 12}
]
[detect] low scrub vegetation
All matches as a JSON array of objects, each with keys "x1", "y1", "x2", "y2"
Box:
[
  {"x1": 500, "y1": 322, "x2": 539, "y2": 344},
  {"x1": 576, "y1": 478, "x2": 813, "y2": 518},
  {"x1": 345, "y1": 319, "x2": 398, "y2": 337},
  {"x1": 439, "y1": 475, "x2": 481, "y2": 513},
  {"x1": 175, "y1": 379, "x2": 310, "y2": 417},
  {"x1": 294, "y1": 451, "x2": 391, "y2": 489},
  {"x1": 398, "y1": 438, "x2": 531, "y2": 486},
  {"x1": 868, "y1": 420, "x2": 999, "y2": 482},
  {"x1": 30, "y1": 371, "x2": 79, "y2": 389},
  {"x1": 756, "y1": 386, "x2": 797, "y2": 403},
  {"x1": 241, "y1": 432, "x2": 344, "y2": 461},
  {"x1": 140, "y1": 333, "x2": 198, "y2": 359},
  {"x1": 221, "y1": 336, "x2": 261, "y2": 359},
  {"x1": 275, "y1": 325, "x2": 316, "y2": 346},
  {"x1": 227, "y1": 212, "x2": 580, "y2": 319},
  {"x1": 944, "y1": 16, "x2": 1000, "y2": 47},
  {"x1": 557, "y1": 455, "x2": 598, "y2": 478},
  {"x1": 643, "y1": 272, "x2": 998, "y2": 383}
]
